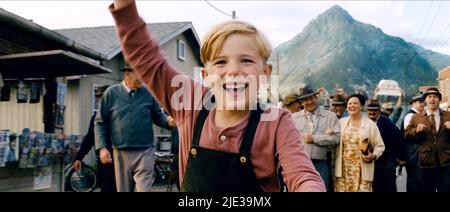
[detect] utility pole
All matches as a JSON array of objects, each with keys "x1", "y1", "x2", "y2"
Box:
[
  {"x1": 276, "y1": 50, "x2": 280, "y2": 76},
  {"x1": 403, "y1": 51, "x2": 408, "y2": 110},
  {"x1": 232, "y1": 10, "x2": 236, "y2": 19}
]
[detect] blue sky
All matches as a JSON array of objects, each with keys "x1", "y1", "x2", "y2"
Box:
[{"x1": 2, "y1": 1, "x2": 450, "y2": 55}]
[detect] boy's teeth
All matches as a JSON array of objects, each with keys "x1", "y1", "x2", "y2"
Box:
[{"x1": 224, "y1": 84, "x2": 245, "y2": 89}]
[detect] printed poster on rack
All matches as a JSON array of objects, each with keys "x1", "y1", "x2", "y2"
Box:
[{"x1": 33, "y1": 156, "x2": 52, "y2": 191}]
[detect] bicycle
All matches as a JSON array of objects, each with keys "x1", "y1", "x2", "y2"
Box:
[
  {"x1": 153, "y1": 151, "x2": 178, "y2": 192},
  {"x1": 63, "y1": 153, "x2": 98, "y2": 192}
]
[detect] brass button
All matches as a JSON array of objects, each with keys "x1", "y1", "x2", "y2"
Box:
[
  {"x1": 191, "y1": 148, "x2": 197, "y2": 156},
  {"x1": 220, "y1": 135, "x2": 227, "y2": 141},
  {"x1": 240, "y1": 156, "x2": 247, "y2": 164}
]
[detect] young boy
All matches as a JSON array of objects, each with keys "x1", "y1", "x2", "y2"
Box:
[{"x1": 110, "y1": 0, "x2": 325, "y2": 192}]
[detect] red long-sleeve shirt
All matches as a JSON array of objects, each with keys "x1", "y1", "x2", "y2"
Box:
[{"x1": 109, "y1": 2, "x2": 325, "y2": 192}]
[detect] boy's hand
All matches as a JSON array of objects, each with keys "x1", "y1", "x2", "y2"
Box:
[
  {"x1": 99, "y1": 148, "x2": 113, "y2": 164},
  {"x1": 114, "y1": 0, "x2": 135, "y2": 10},
  {"x1": 304, "y1": 134, "x2": 314, "y2": 143}
]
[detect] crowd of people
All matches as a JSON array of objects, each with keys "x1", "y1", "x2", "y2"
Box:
[{"x1": 282, "y1": 86, "x2": 450, "y2": 192}]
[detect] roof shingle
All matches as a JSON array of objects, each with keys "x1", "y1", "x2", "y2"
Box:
[{"x1": 56, "y1": 22, "x2": 191, "y2": 57}]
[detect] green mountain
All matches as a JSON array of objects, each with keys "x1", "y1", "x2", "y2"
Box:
[{"x1": 272, "y1": 5, "x2": 450, "y2": 97}]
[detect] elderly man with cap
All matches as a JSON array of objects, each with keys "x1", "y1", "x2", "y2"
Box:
[
  {"x1": 283, "y1": 93, "x2": 302, "y2": 113},
  {"x1": 331, "y1": 94, "x2": 348, "y2": 119},
  {"x1": 95, "y1": 64, "x2": 176, "y2": 192},
  {"x1": 400, "y1": 94, "x2": 425, "y2": 192},
  {"x1": 405, "y1": 88, "x2": 450, "y2": 192},
  {"x1": 293, "y1": 85, "x2": 340, "y2": 192},
  {"x1": 367, "y1": 99, "x2": 405, "y2": 192}
]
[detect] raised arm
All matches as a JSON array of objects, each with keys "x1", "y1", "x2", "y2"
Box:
[{"x1": 109, "y1": 1, "x2": 204, "y2": 124}]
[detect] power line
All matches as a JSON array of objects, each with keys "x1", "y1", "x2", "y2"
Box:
[
  {"x1": 416, "y1": 0, "x2": 443, "y2": 48},
  {"x1": 407, "y1": 1, "x2": 444, "y2": 65},
  {"x1": 440, "y1": 34, "x2": 450, "y2": 52},
  {"x1": 426, "y1": 1, "x2": 450, "y2": 53},
  {"x1": 429, "y1": 19, "x2": 450, "y2": 48},
  {"x1": 204, "y1": 0, "x2": 236, "y2": 19},
  {"x1": 412, "y1": 0, "x2": 434, "y2": 45}
]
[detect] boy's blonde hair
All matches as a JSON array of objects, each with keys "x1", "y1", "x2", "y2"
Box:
[{"x1": 200, "y1": 20, "x2": 272, "y2": 65}]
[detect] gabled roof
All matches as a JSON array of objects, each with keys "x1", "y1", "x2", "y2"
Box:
[
  {"x1": 0, "y1": 8, "x2": 112, "y2": 78},
  {"x1": 0, "y1": 7, "x2": 107, "y2": 61},
  {"x1": 440, "y1": 66, "x2": 450, "y2": 74},
  {"x1": 56, "y1": 22, "x2": 201, "y2": 60}
]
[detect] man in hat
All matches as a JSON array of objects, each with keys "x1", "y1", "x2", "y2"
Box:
[
  {"x1": 400, "y1": 94, "x2": 425, "y2": 192},
  {"x1": 72, "y1": 85, "x2": 117, "y2": 192},
  {"x1": 96, "y1": 64, "x2": 176, "y2": 192},
  {"x1": 283, "y1": 93, "x2": 302, "y2": 113},
  {"x1": 293, "y1": 85, "x2": 340, "y2": 192},
  {"x1": 367, "y1": 99, "x2": 405, "y2": 192},
  {"x1": 405, "y1": 88, "x2": 450, "y2": 192},
  {"x1": 330, "y1": 94, "x2": 348, "y2": 119}
]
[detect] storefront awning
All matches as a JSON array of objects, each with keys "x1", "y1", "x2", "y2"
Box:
[{"x1": 0, "y1": 50, "x2": 112, "y2": 79}]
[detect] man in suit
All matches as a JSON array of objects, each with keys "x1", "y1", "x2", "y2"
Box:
[
  {"x1": 405, "y1": 88, "x2": 450, "y2": 192},
  {"x1": 367, "y1": 99, "x2": 405, "y2": 192},
  {"x1": 401, "y1": 95, "x2": 425, "y2": 192}
]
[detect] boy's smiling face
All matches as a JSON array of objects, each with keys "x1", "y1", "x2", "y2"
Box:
[{"x1": 202, "y1": 33, "x2": 272, "y2": 111}]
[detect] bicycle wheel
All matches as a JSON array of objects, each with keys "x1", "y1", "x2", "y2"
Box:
[{"x1": 67, "y1": 165, "x2": 97, "y2": 192}]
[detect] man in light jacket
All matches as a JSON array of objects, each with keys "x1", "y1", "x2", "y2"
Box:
[{"x1": 293, "y1": 85, "x2": 340, "y2": 192}]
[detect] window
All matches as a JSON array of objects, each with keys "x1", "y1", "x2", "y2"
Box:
[
  {"x1": 446, "y1": 79, "x2": 450, "y2": 96},
  {"x1": 92, "y1": 84, "x2": 101, "y2": 115},
  {"x1": 177, "y1": 39, "x2": 186, "y2": 61}
]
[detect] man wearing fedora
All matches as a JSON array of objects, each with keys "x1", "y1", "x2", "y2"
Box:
[
  {"x1": 405, "y1": 88, "x2": 450, "y2": 192},
  {"x1": 283, "y1": 93, "x2": 302, "y2": 113},
  {"x1": 400, "y1": 94, "x2": 425, "y2": 192},
  {"x1": 367, "y1": 99, "x2": 405, "y2": 192},
  {"x1": 95, "y1": 64, "x2": 176, "y2": 192},
  {"x1": 330, "y1": 94, "x2": 348, "y2": 119},
  {"x1": 293, "y1": 85, "x2": 340, "y2": 192}
]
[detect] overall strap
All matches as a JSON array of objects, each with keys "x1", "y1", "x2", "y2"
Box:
[
  {"x1": 192, "y1": 93, "x2": 214, "y2": 146},
  {"x1": 239, "y1": 103, "x2": 263, "y2": 155}
]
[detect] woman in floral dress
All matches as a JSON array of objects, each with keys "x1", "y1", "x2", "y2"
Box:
[{"x1": 335, "y1": 94, "x2": 385, "y2": 192}]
